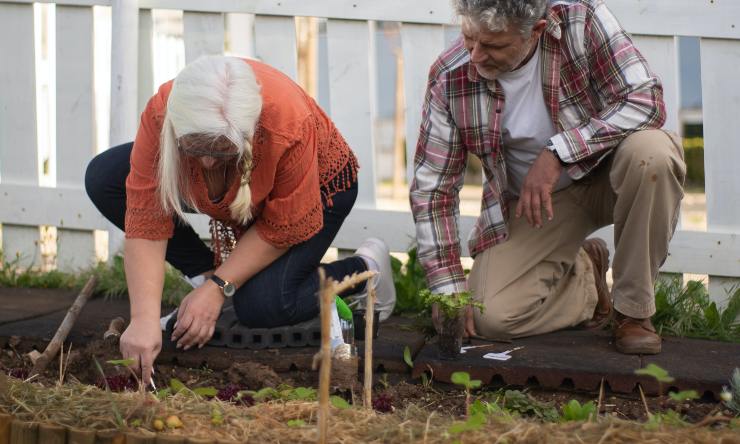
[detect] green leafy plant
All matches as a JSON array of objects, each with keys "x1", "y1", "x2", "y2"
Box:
[
  {"x1": 668, "y1": 390, "x2": 699, "y2": 402},
  {"x1": 451, "y1": 371, "x2": 482, "y2": 417},
  {"x1": 210, "y1": 406, "x2": 224, "y2": 426},
  {"x1": 654, "y1": 277, "x2": 740, "y2": 342},
  {"x1": 390, "y1": 246, "x2": 429, "y2": 314},
  {"x1": 560, "y1": 399, "x2": 596, "y2": 422},
  {"x1": 330, "y1": 396, "x2": 351, "y2": 409},
  {"x1": 287, "y1": 387, "x2": 317, "y2": 401},
  {"x1": 498, "y1": 390, "x2": 559, "y2": 422},
  {"x1": 287, "y1": 419, "x2": 306, "y2": 427},
  {"x1": 448, "y1": 412, "x2": 486, "y2": 435},
  {"x1": 403, "y1": 345, "x2": 414, "y2": 369},
  {"x1": 420, "y1": 290, "x2": 484, "y2": 319},
  {"x1": 470, "y1": 399, "x2": 516, "y2": 423},
  {"x1": 168, "y1": 378, "x2": 217, "y2": 398},
  {"x1": 635, "y1": 363, "x2": 675, "y2": 401},
  {"x1": 644, "y1": 409, "x2": 688, "y2": 429}
]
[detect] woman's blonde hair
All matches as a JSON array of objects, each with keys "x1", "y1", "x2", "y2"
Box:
[{"x1": 158, "y1": 55, "x2": 262, "y2": 225}]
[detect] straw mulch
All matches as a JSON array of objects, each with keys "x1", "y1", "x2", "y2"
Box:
[{"x1": 1, "y1": 374, "x2": 738, "y2": 443}]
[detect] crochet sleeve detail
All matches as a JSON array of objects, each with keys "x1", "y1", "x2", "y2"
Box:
[{"x1": 124, "y1": 88, "x2": 174, "y2": 240}]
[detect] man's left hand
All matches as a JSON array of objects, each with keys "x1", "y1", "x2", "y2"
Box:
[
  {"x1": 516, "y1": 149, "x2": 563, "y2": 228},
  {"x1": 171, "y1": 281, "x2": 225, "y2": 350}
]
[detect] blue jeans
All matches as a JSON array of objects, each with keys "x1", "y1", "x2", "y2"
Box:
[{"x1": 85, "y1": 143, "x2": 367, "y2": 328}]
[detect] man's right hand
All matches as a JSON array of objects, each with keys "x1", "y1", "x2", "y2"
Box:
[{"x1": 119, "y1": 317, "x2": 162, "y2": 385}]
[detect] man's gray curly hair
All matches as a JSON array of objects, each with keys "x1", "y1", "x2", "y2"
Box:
[{"x1": 453, "y1": 0, "x2": 548, "y2": 36}]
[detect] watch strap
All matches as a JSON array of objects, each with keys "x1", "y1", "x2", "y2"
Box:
[{"x1": 209, "y1": 274, "x2": 235, "y2": 298}]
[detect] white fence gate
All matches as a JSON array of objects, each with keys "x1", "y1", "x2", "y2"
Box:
[{"x1": 0, "y1": 0, "x2": 739, "y2": 303}]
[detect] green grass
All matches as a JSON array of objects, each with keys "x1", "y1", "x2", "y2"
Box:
[
  {"x1": 653, "y1": 277, "x2": 740, "y2": 342},
  {"x1": 0, "y1": 249, "x2": 190, "y2": 306}
]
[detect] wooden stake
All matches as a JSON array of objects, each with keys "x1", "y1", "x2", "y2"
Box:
[
  {"x1": 30, "y1": 276, "x2": 97, "y2": 377},
  {"x1": 103, "y1": 317, "x2": 126, "y2": 342},
  {"x1": 0, "y1": 413, "x2": 12, "y2": 444},
  {"x1": 124, "y1": 431, "x2": 156, "y2": 444},
  {"x1": 317, "y1": 268, "x2": 333, "y2": 444},
  {"x1": 96, "y1": 429, "x2": 126, "y2": 444},
  {"x1": 37, "y1": 423, "x2": 66, "y2": 444},
  {"x1": 363, "y1": 287, "x2": 376, "y2": 410},
  {"x1": 67, "y1": 426, "x2": 96, "y2": 444},
  {"x1": 9, "y1": 420, "x2": 37, "y2": 444}
]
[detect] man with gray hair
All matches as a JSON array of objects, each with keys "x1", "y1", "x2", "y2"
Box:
[{"x1": 410, "y1": 0, "x2": 686, "y2": 354}]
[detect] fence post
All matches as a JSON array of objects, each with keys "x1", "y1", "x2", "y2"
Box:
[
  {"x1": 56, "y1": 5, "x2": 97, "y2": 271},
  {"x1": 108, "y1": 0, "x2": 139, "y2": 259},
  {"x1": 0, "y1": 3, "x2": 41, "y2": 267}
]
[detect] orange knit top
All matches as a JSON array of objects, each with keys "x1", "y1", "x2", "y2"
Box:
[{"x1": 125, "y1": 59, "x2": 358, "y2": 251}]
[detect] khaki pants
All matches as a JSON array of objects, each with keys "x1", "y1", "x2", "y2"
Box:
[{"x1": 469, "y1": 130, "x2": 686, "y2": 339}]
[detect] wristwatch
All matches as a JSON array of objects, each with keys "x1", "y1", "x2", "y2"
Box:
[
  {"x1": 210, "y1": 274, "x2": 236, "y2": 298},
  {"x1": 545, "y1": 140, "x2": 568, "y2": 167}
]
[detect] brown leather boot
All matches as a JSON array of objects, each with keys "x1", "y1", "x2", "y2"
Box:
[
  {"x1": 614, "y1": 313, "x2": 662, "y2": 354},
  {"x1": 579, "y1": 238, "x2": 612, "y2": 330}
]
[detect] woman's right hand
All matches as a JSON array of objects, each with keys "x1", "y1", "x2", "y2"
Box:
[{"x1": 119, "y1": 317, "x2": 162, "y2": 385}]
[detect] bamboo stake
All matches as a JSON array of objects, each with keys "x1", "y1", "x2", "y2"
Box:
[
  {"x1": 30, "y1": 276, "x2": 98, "y2": 377},
  {"x1": 38, "y1": 423, "x2": 66, "y2": 444},
  {"x1": 317, "y1": 268, "x2": 333, "y2": 444},
  {"x1": 638, "y1": 384, "x2": 651, "y2": 418},
  {"x1": 595, "y1": 377, "x2": 604, "y2": 422},
  {"x1": 331, "y1": 271, "x2": 376, "y2": 296},
  {"x1": 0, "y1": 413, "x2": 12, "y2": 444},
  {"x1": 9, "y1": 420, "x2": 37, "y2": 444},
  {"x1": 363, "y1": 287, "x2": 376, "y2": 410}
]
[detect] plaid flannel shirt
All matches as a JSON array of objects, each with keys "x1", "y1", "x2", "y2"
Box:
[{"x1": 410, "y1": 0, "x2": 666, "y2": 295}]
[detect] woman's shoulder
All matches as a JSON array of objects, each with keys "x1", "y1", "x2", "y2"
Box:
[{"x1": 246, "y1": 59, "x2": 314, "y2": 141}]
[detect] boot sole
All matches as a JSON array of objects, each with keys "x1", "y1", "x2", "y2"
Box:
[{"x1": 615, "y1": 342, "x2": 661, "y2": 355}]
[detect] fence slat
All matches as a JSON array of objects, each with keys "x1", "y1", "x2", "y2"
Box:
[
  {"x1": 183, "y1": 11, "x2": 225, "y2": 64},
  {"x1": 2, "y1": 0, "x2": 740, "y2": 40},
  {"x1": 56, "y1": 5, "x2": 98, "y2": 270},
  {"x1": 326, "y1": 19, "x2": 377, "y2": 207},
  {"x1": 226, "y1": 13, "x2": 255, "y2": 58},
  {"x1": 254, "y1": 15, "x2": 297, "y2": 80},
  {"x1": 138, "y1": 8, "x2": 154, "y2": 116},
  {"x1": 107, "y1": 0, "x2": 138, "y2": 258},
  {"x1": 400, "y1": 23, "x2": 446, "y2": 184},
  {"x1": 700, "y1": 38, "x2": 740, "y2": 305},
  {"x1": 0, "y1": 3, "x2": 41, "y2": 266},
  {"x1": 631, "y1": 35, "x2": 680, "y2": 134},
  {"x1": 0, "y1": 185, "x2": 108, "y2": 231}
]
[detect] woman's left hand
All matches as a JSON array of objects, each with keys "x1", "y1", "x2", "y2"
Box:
[{"x1": 172, "y1": 281, "x2": 225, "y2": 350}]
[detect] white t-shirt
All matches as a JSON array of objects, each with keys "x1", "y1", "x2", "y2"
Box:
[{"x1": 496, "y1": 43, "x2": 572, "y2": 196}]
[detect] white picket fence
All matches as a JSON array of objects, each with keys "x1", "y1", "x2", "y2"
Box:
[{"x1": 0, "y1": 0, "x2": 739, "y2": 304}]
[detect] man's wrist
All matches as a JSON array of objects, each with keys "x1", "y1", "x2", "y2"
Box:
[{"x1": 545, "y1": 141, "x2": 568, "y2": 167}]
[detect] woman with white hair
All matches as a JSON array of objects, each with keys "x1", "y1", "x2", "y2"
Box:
[{"x1": 86, "y1": 56, "x2": 395, "y2": 381}]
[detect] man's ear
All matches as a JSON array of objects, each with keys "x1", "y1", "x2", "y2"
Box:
[{"x1": 532, "y1": 19, "x2": 547, "y2": 38}]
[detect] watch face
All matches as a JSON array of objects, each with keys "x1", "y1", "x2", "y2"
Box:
[{"x1": 223, "y1": 282, "x2": 236, "y2": 298}]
